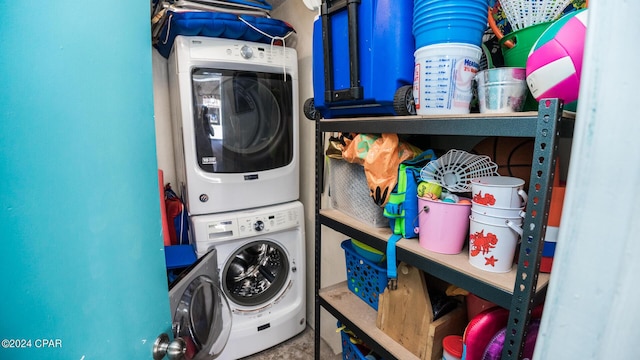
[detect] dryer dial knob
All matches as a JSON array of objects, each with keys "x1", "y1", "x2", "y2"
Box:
[
  {"x1": 254, "y1": 220, "x2": 265, "y2": 231},
  {"x1": 240, "y1": 45, "x2": 253, "y2": 59}
]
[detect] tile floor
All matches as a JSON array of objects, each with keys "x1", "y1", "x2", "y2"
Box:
[{"x1": 239, "y1": 325, "x2": 342, "y2": 360}]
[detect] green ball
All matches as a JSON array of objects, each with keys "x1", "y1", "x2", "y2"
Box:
[{"x1": 417, "y1": 181, "x2": 442, "y2": 198}]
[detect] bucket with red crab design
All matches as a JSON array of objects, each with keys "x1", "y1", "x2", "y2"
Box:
[
  {"x1": 471, "y1": 176, "x2": 527, "y2": 209},
  {"x1": 468, "y1": 216, "x2": 521, "y2": 273}
]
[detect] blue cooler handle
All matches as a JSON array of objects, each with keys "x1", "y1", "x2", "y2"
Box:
[{"x1": 321, "y1": 0, "x2": 363, "y2": 103}]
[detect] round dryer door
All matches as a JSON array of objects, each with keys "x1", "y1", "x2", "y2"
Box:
[
  {"x1": 222, "y1": 241, "x2": 289, "y2": 307},
  {"x1": 220, "y1": 76, "x2": 282, "y2": 155},
  {"x1": 172, "y1": 275, "x2": 232, "y2": 359},
  {"x1": 191, "y1": 69, "x2": 294, "y2": 174}
]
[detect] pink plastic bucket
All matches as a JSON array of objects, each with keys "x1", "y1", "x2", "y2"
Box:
[{"x1": 417, "y1": 196, "x2": 472, "y2": 254}]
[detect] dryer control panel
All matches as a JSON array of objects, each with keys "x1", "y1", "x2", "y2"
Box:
[{"x1": 184, "y1": 36, "x2": 297, "y2": 70}]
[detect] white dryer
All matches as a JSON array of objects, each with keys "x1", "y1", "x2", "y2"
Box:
[
  {"x1": 167, "y1": 36, "x2": 300, "y2": 215},
  {"x1": 190, "y1": 201, "x2": 305, "y2": 359}
]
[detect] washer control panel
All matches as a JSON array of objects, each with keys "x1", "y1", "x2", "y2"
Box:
[
  {"x1": 237, "y1": 207, "x2": 300, "y2": 236},
  {"x1": 202, "y1": 207, "x2": 300, "y2": 242}
]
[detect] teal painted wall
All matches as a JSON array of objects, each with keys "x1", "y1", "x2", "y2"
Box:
[{"x1": 0, "y1": 2, "x2": 172, "y2": 359}]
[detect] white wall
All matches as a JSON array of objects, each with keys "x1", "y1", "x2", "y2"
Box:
[{"x1": 152, "y1": 48, "x2": 175, "y2": 187}]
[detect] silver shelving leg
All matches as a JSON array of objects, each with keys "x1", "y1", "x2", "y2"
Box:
[{"x1": 502, "y1": 99, "x2": 563, "y2": 360}]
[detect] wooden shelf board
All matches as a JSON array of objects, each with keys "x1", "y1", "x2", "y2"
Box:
[{"x1": 319, "y1": 281, "x2": 420, "y2": 360}]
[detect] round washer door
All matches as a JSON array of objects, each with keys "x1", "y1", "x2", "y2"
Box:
[
  {"x1": 222, "y1": 240, "x2": 290, "y2": 307},
  {"x1": 172, "y1": 275, "x2": 232, "y2": 359}
]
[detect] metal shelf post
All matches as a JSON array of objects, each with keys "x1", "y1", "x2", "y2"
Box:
[{"x1": 502, "y1": 99, "x2": 563, "y2": 359}]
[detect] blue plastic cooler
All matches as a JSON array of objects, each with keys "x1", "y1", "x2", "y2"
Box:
[{"x1": 311, "y1": 0, "x2": 415, "y2": 118}]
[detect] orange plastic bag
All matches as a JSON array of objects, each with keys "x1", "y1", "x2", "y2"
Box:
[{"x1": 341, "y1": 133, "x2": 420, "y2": 206}]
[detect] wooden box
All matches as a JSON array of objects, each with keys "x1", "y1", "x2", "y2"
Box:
[{"x1": 376, "y1": 263, "x2": 467, "y2": 360}]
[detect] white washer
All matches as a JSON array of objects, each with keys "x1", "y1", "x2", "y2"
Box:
[
  {"x1": 190, "y1": 201, "x2": 305, "y2": 359},
  {"x1": 168, "y1": 36, "x2": 300, "y2": 215}
]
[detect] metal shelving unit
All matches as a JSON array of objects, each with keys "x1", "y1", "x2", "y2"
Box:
[{"x1": 313, "y1": 99, "x2": 572, "y2": 360}]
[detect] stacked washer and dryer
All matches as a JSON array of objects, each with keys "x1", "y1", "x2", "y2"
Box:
[{"x1": 167, "y1": 35, "x2": 305, "y2": 359}]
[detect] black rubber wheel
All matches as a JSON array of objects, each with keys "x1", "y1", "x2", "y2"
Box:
[
  {"x1": 393, "y1": 85, "x2": 416, "y2": 116},
  {"x1": 303, "y1": 98, "x2": 321, "y2": 120}
]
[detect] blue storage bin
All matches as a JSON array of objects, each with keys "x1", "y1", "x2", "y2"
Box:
[
  {"x1": 339, "y1": 324, "x2": 368, "y2": 360},
  {"x1": 341, "y1": 240, "x2": 388, "y2": 310},
  {"x1": 312, "y1": 0, "x2": 415, "y2": 118},
  {"x1": 338, "y1": 322, "x2": 384, "y2": 360}
]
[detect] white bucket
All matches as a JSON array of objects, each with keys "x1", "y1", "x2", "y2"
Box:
[
  {"x1": 471, "y1": 176, "x2": 528, "y2": 208},
  {"x1": 468, "y1": 217, "x2": 522, "y2": 273},
  {"x1": 470, "y1": 208, "x2": 524, "y2": 226},
  {"x1": 471, "y1": 202, "x2": 525, "y2": 218},
  {"x1": 413, "y1": 43, "x2": 482, "y2": 115}
]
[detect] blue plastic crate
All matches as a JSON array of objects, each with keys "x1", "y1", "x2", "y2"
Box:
[
  {"x1": 338, "y1": 321, "x2": 384, "y2": 360},
  {"x1": 341, "y1": 240, "x2": 387, "y2": 310},
  {"x1": 340, "y1": 325, "x2": 367, "y2": 360}
]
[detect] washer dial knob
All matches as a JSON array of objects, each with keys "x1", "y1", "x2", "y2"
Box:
[
  {"x1": 254, "y1": 220, "x2": 265, "y2": 232},
  {"x1": 240, "y1": 45, "x2": 253, "y2": 59}
]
